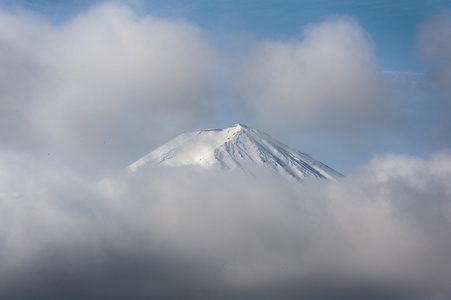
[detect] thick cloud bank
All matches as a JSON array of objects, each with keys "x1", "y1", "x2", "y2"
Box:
[{"x1": 1, "y1": 152, "x2": 451, "y2": 299}]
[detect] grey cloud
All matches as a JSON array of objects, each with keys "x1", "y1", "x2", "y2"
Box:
[
  {"x1": 419, "y1": 11, "x2": 451, "y2": 147},
  {"x1": 1, "y1": 152, "x2": 451, "y2": 299},
  {"x1": 0, "y1": 10, "x2": 55, "y2": 151}
]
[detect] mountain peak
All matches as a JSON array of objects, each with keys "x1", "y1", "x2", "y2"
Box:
[
  {"x1": 127, "y1": 125, "x2": 342, "y2": 181},
  {"x1": 231, "y1": 123, "x2": 248, "y2": 130},
  {"x1": 200, "y1": 123, "x2": 248, "y2": 135}
]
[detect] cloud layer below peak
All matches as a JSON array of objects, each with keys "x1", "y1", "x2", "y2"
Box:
[{"x1": 1, "y1": 152, "x2": 451, "y2": 299}]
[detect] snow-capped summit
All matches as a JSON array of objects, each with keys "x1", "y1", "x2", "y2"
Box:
[{"x1": 127, "y1": 124, "x2": 343, "y2": 181}]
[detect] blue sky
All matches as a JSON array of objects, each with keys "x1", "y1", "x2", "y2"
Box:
[{"x1": 1, "y1": 0, "x2": 451, "y2": 174}]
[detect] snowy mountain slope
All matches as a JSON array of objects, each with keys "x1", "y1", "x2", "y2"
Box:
[{"x1": 127, "y1": 124, "x2": 343, "y2": 181}]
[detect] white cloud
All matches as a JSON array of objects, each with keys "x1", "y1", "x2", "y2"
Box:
[
  {"x1": 0, "y1": 4, "x2": 219, "y2": 172},
  {"x1": 236, "y1": 17, "x2": 391, "y2": 133}
]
